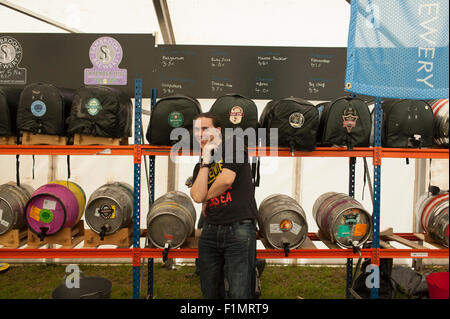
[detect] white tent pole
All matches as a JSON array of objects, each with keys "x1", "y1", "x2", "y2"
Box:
[{"x1": 153, "y1": 0, "x2": 179, "y2": 194}]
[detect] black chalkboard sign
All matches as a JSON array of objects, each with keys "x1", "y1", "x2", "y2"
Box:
[
  {"x1": 0, "y1": 33, "x2": 347, "y2": 100},
  {"x1": 0, "y1": 33, "x2": 157, "y2": 98},
  {"x1": 157, "y1": 45, "x2": 347, "y2": 100}
]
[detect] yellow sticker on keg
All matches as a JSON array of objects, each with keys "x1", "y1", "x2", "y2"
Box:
[
  {"x1": 354, "y1": 224, "x2": 367, "y2": 237},
  {"x1": 29, "y1": 206, "x2": 41, "y2": 222}
]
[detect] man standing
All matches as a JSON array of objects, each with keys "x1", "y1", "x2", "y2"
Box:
[{"x1": 190, "y1": 112, "x2": 258, "y2": 299}]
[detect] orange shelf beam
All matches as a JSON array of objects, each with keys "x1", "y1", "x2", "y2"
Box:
[
  {"x1": 248, "y1": 147, "x2": 375, "y2": 158},
  {"x1": 0, "y1": 145, "x2": 135, "y2": 156},
  {"x1": 380, "y1": 147, "x2": 449, "y2": 159},
  {"x1": 0, "y1": 248, "x2": 133, "y2": 259},
  {"x1": 138, "y1": 248, "x2": 375, "y2": 259},
  {"x1": 1, "y1": 145, "x2": 447, "y2": 159},
  {"x1": 140, "y1": 146, "x2": 449, "y2": 159},
  {"x1": 379, "y1": 249, "x2": 449, "y2": 259},
  {"x1": 140, "y1": 146, "x2": 374, "y2": 158},
  {"x1": 1, "y1": 246, "x2": 447, "y2": 260}
]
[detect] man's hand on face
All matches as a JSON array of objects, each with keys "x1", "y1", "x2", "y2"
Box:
[{"x1": 202, "y1": 127, "x2": 221, "y2": 164}]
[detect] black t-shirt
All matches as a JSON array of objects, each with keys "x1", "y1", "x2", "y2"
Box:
[{"x1": 192, "y1": 140, "x2": 258, "y2": 225}]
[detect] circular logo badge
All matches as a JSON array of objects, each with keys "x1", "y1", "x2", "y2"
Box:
[
  {"x1": 39, "y1": 209, "x2": 54, "y2": 224},
  {"x1": 0, "y1": 36, "x2": 22, "y2": 69},
  {"x1": 229, "y1": 106, "x2": 244, "y2": 124},
  {"x1": 30, "y1": 100, "x2": 47, "y2": 117},
  {"x1": 85, "y1": 98, "x2": 102, "y2": 116},
  {"x1": 168, "y1": 111, "x2": 184, "y2": 128},
  {"x1": 289, "y1": 112, "x2": 305, "y2": 128},
  {"x1": 99, "y1": 204, "x2": 114, "y2": 219},
  {"x1": 89, "y1": 37, "x2": 123, "y2": 69},
  {"x1": 279, "y1": 219, "x2": 293, "y2": 232}
]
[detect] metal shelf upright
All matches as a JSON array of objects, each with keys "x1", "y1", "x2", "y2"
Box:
[
  {"x1": 132, "y1": 79, "x2": 143, "y2": 299},
  {"x1": 370, "y1": 97, "x2": 383, "y2": 299},
  {"x1": 346, "y1": 156, "x2": 357, "y2": 298},
  {"x1": 147, "y1": 87, "x2": 157, "y2": 299}
]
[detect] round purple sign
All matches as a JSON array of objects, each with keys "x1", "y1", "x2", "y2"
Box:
[{"x1": 88, "y1": 36, "x2": 123, "y2": 70}]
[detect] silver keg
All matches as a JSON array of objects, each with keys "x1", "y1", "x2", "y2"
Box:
[
  {"x1": 416, "y1": 191, "x2": 449, "y2": 248},
  {"x1": 312, "y1": 192, "x2": 372, "y2": 248},
  {"x1": 257, "y1": 194, "x2": 308, "y2": 249},
  {"x1": 430, "y1": 99, "x2": 449, "y2": 147},
  {"x1": 0, "y1": 182, "x2": 34, "y2": 235},
  {"x1": 146, "y1": 191, "x2": 196, "y2": 249},
  {"x1": 84, "y1": 182, "x2": 133, "y2": 238}
]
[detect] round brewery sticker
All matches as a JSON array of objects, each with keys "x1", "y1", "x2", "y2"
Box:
[
  {"x1": 39, "y1": 209, "x2": 54, "y2": 224},
  {"x1": 229, "y1": 106, "x2": 244, "y2": 124},
  {"x1": 168, "y1": 111, "x2": 184, "y2": 128},
  {"x1": 289, "y1": 112, "x2": 305, "y2": 128},
  {"x1": 30, "y1": 100, "x2": 47, "y2": 117},
  {"x1": 89, "y1": 37, "x2": 123, "y2": 69},
  {"x1": 99, "y1": 204, "x2": 115, "y2": 219},
  {"x1": 0, "y1": 36, "x2": 22, "y2": 68},
  {"x1": 279, "y1": 219, "x2": 293, "y2": 232},
  {"x1": 85, "y1": 98, "x2": 102, "y2": 116}
]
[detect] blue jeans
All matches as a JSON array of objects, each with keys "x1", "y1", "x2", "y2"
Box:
[{"x1": 198, "y1": 221, "x2": 256, "y2": 299}]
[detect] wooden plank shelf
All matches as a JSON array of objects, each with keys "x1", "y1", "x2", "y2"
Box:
[
  {"x1": 73, "y1": 134, "x2": 129, "y2": 146},
  {"x1": 0, "y1": 229, "x2": 28, "y2": 248},
  {"x1": 26, "y1": 220, "x2": 84, "y2": 249}
]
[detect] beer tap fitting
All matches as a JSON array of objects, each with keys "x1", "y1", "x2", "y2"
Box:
[
  {"x1": 39, "y1": 227, "x2": 49, "y2": 241},
  {"x1": 163, "y1": 241, "x2": 172, "y2": 263},
  {"x1": 282, "y1": 242, "x2": 290, "y2": 257},
  {"x1": 99, "y1": 224, "x2": 111, "y2": 241}
]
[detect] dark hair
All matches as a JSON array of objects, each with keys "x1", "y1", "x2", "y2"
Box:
[{"x1": 193, "y1": 112, "x2": 222, "y2": 128}]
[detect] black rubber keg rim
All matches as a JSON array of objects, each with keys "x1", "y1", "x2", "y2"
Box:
[{"x1": 24, "y1": 193, "x2": 67, "y2": 236}]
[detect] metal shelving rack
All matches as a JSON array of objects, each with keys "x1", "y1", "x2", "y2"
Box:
[
  {"x1": 140, "y1": 148, "x2": 449, "y2": 300},
  {"x1": 0, "y1": 80, "x2": 448, "y2": 299}
]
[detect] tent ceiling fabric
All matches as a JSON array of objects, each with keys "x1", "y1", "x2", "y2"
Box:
[
  {"x1": 0, "y1": 0, "x2": 160, "y2": 35},
  {"x1": 1, "y1": 0, "x2": 350, "y2": 46},
  {"x1": 166, "y1": 0, "x2": 350, "y2": 46}
]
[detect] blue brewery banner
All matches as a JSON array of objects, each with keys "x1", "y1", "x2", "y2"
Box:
[{"x1": 345, "y1": 0, "x2": 449, "y2": 99}]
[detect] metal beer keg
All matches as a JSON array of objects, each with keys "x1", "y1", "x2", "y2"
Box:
[
  {"x1": 0, "y1": 182, "x2": 34, "y2": 235},
  {"x1": 416, "y1": 191, "x2": 449, "y2": 247},
  {"x1": 312, "y1": 192, "x2": 372, "y2": 248},
  {"x1": 84, "y1": 182, "x2": 133, "y2": 239},
  {"x1": 257, "y1": 194, "x2": 308, "y2": 250},
  {"x1": 147, "y1": 191, "x2": 196, "y2": 249}
]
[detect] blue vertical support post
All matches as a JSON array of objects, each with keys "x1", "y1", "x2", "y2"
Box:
[
  {"x1": 346, "y1": 157, "x2": 356, "y2": 298},
  {"x1": 149, "y1": 88, "x2": 157, "y2": 203},
  {"x1": 371, "y1": 97, "x2": 383, "y2": 299},
  {"x1": 133, "y1": 79, "x2": 143, "y2": 299},
  {"x1": 147, "y1": 87, "x2": 157, "y2": 299}
]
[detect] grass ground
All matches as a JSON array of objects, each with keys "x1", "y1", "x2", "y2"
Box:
[{"x1": 0, "y1": 263, "x2": 447, "y2": 299}]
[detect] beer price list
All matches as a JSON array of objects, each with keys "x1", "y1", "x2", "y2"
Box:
[{"x1": 157, "y1": 45, "x2": 347, "y2": 100}]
